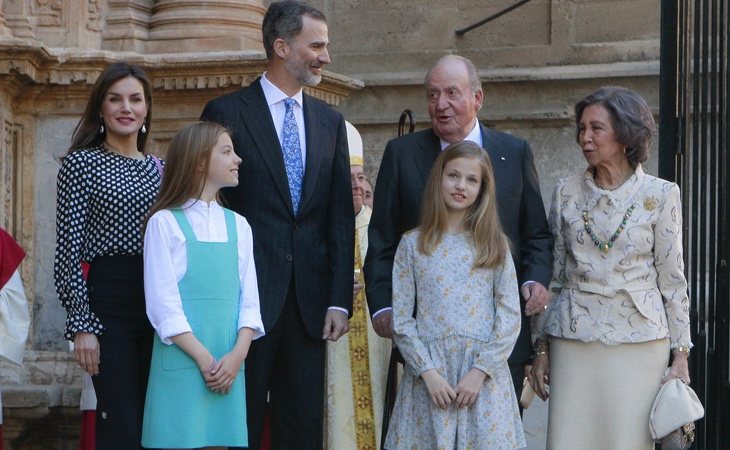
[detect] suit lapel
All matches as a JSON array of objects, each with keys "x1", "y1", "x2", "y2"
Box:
[
  {"x1": 239, "y1": 80, "x2": 294, "y2": 213},
  {"x1": 481, "y1": 124, "x2": 511, "y2": 208},
  {"x1": 415, "y1": 130, "x2": 441, "y2": 184},
  {"x1": 481, "y1": 124, "x2": 504, "y2": 163},
  {"x1": 299, "y1": 95, "x2": 324, "y2": 214}
]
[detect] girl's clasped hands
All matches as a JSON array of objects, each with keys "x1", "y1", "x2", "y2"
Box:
[
  {"x1": 198, "y1": 352, "x2": 246, "y2": 394},
  {"x1": 421, "y1": 368, "x2": 488, "y2": 409}
]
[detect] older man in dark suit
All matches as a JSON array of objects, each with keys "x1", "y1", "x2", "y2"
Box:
[
  {"x1": 200, "y1": 2, "x2": 353, "y2": 449},
  {"x1": 364, "y1": 54, "x2": 553, "y2": 401}
]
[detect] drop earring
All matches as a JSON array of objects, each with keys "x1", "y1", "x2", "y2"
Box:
[
  {"x1": 141, "y1": 122, "x2": 147, "y2": 134},
  {"x1": 100, "y1": 123, "x2": 105, "y2": 133}
]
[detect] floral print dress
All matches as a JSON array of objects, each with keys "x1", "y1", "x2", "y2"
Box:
[{"x1": 385, "y1": 231, "x2": 526, "y2": 450}]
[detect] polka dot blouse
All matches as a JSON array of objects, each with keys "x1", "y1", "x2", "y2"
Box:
[{"x1": 54, "y1": 145, "x2": 162, "y2": 340}]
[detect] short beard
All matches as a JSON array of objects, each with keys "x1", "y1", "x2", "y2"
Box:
[
  {"x1": 286, "y1": 59, "x2": 322, "y2": 86},
  {"x1": 297, "y1": 71, "x2": 322, "y2": 87}
]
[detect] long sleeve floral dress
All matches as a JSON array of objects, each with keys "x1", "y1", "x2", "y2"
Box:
[{"x1": 385, "y1": 231, "x2": 526, "y2": 450}]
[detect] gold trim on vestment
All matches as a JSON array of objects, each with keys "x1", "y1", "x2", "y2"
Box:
[{"x1": 349, "y1": 229, "x2": 377, "y2": 450}]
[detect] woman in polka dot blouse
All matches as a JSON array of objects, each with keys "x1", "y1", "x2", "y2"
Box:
[{"x1": 54, "y1": 62, "x2": 162, "y2": 450}]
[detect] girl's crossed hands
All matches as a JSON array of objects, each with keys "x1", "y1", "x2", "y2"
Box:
[
  {"x1": 421, "y1": 369, "x2": 457, "y2": 409},
  {"x1": 206, "y1": 352, "x2": 245, "y2": 394},
  {"x1": 422, "y1": 368, "x2": 488, "y2": 409},
  {"x1": 455, "y1": 368, "x2": 487, "y2": 408}
]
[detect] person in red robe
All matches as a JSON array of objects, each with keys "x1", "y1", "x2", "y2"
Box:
[{"x1": 0, "y1": 227, "x2": 30, "y2": 450}]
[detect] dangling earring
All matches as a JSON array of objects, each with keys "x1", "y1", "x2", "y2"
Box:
[
  {"x1": 100, "y1": 123, "x2": 105, "y2": 134},
  {"x1": 141, "y1": 122, "x2": 147, "y2": 134}
]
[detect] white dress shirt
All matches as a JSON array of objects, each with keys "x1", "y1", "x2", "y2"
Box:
[
  {"x1": 438, "y1": 119, "x2": 482, "y2": 150},
  {"x1": 144, "y1": 199, "x2": 265, "y2": 344},
  {"x1": 260, "y1": 72, "x2": 307, "y2": 171}
]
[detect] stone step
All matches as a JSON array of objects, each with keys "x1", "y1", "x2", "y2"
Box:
[{"x1": 3, "y1": 384, "x2": 82, "y2": 411}]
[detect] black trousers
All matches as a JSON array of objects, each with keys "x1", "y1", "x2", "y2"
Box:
[
  {"x1": 87, "y1": 255, "x2": 154, "y2": 450},
  {"x1": 240, "y1": 283, "x2": 326, "y2": 450}
]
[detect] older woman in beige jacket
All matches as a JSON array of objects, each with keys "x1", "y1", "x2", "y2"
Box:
[{"x1": 530, "y1": 86, "x2": 692, "y2": 450}]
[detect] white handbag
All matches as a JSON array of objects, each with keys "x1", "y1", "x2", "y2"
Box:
[{"x1": 649, "y1": 378, "x2": 704, "y2": 442}]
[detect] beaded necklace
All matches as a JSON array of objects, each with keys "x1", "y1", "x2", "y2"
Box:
[
  {"x1": 582, "y1": 203, "x2": 637, "y2": 252},
  {"x1": 593, "y1": 168, "x2": 634, "y2": 191}
]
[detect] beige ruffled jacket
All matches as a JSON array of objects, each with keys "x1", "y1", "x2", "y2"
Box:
[{"x1": 535, "y1": 165, "x2": 692, "y2": 350}]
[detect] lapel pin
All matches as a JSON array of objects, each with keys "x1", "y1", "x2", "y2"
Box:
[{"x1": 500, "y1": 156, "x2": 506, "y2": 160}]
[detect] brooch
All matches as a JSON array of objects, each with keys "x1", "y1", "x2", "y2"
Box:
[{"x1": 644, "y1": 196, "x2": 658, "y2": 211}]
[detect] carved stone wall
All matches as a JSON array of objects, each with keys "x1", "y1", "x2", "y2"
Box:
[
  {"x1": 0, "y1": 1, "x2": 659, "y2": 448},
  {"x1": 0, "y1": 2, "x2": 361, "y2": 446}
]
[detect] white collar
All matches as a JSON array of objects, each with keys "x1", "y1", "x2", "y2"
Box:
[
  {"x1": 261, "y1": 72, "x2": 304, "y2": 109},
  {"x1": 181, "y1": 198, "x2": 222, "y2": 211},
  {"x1": 439, "y1": 120, "x2": 482, "y2": 150}
]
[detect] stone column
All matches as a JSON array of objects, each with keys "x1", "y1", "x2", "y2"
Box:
[
  {"x1": 147, "y1": 0, "x2": 266, "y2": 53},
  {"x1": 102, "y1": 0, "x2": 153, "y2": 52},
  {"x1": 3, "y1": 0, "x2": 35, "y2": 39},
  {"x1": 0, "y1": 0, "x2": 13, "y2": 36}
]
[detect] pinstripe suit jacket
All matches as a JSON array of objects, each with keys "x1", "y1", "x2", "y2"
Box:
[{"x1": 200, "y1": 78, "x2": 354, "y2": 339}]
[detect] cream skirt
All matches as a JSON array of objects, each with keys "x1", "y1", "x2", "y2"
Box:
[{"x1": 546, "y1": 338, "x2": 669, "y2": 450}]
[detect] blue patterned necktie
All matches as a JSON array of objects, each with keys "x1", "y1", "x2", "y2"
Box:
[{"x1": 282, "y1": 98, "x2": 304, "y2": 214}]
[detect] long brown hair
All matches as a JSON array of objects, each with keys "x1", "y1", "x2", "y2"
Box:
[
  {"x1": 68, "y1": 62, "x2": 153, "y2": 154},
  {"x1": 417, "y1": 141, "x2": 509, "y2": 269},
  {"x1": 144, "y1": 122, "x2": 230, "y2": 232}
]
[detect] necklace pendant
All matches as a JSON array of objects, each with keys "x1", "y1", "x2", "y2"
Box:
[{"x1": 583, "y1": 204, "x2": 637, "y2": 254}]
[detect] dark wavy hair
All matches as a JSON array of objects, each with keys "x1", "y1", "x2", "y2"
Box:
[
  {"x1": 574, "y1": 86, "x2": 656, "y2": 168},
  {"x1": 68, "y1": 62, "x2": 153, "y2": 154},
  {"x1": 262, "y1": 1, "x2": 326, "y2": 59}
]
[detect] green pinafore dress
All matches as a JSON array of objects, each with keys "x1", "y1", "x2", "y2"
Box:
[{"x1": 142, "y1": 208, "x2": 248, "y2": 448}]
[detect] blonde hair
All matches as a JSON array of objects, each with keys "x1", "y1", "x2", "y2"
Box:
[
  {"x1": 417, "y1": 141, "x2": 509, "y2": 268},
  {"x1": 144, "y1": 121, "x2": 230, "y2": 231}
]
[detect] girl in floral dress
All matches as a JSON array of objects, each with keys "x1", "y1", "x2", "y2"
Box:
[{"x1": 385, "y1": 141, "x2": 526, "y2": 450}]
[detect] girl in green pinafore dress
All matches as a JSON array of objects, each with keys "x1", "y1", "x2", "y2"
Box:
[{"x1": 141, "y1": 122, "x2": 265, "y2": 449}]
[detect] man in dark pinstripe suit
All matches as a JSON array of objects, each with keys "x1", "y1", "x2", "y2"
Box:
[{"x1": 200, "y1": 2, "x2": 353, "y2": 449}]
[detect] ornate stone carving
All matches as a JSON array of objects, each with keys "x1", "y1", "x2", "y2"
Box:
[
  {"x1": 0, "y1": 119, "x2": 21, "y2": 235},
  {"x1": 31, "y1": 0, "x2": 64, "y2": 28},
  {"x1": 86, "y1": 0, "x2": 102, "y2": 32}
]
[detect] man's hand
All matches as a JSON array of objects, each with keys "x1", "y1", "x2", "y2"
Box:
[
  {"x1": 371, "y1": 309, "x2": 394, "y2": 338},
  {"x1": 74, "y1": 332, "x2": 101, "y2": 376},
  {"x1": 322, "y1": 309, "x2": 349, "y2": 341},
  {"x1": 522, "y1": 281, "x2": 549, "y2": 316}
]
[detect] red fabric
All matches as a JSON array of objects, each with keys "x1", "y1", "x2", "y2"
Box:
[
  {"x1": 81, "y1": 262, "x2": 90, "y2": 281},
  {"x1": 78, "y1": 410, "x2": 95, "y2": 450},
  {"x1": 0, "y1": 228, "x2": 25, "y2": 289},
  {"x1": 260, "y1": 407, "x2": 271, "y2": 450},
  {"x1": 78, "y1": 262, "x2": 95, "y2": 450}
]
